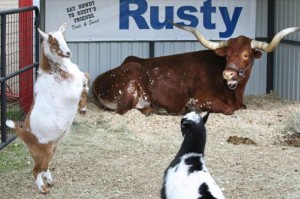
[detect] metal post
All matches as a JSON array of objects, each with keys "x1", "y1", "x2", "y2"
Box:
[
  {"x1": 266, "y1": 0, "x2": 275, "y2": 93},
  {"x1": 34, "y1": 8, "x2": 40, "y2": 77},
  {"x1": 1, "y1": 14, "x2": 7, "y2": 143},
  {"x1": 149, "y1": 41, "x2": 155, "y2": 58}
]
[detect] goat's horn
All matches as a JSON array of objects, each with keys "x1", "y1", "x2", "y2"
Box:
[
  {"x1": 251, "y1": 27, "x2": 300, "y2": 52},
  {"x1": 172, "y1": 22, "x2": 228, "y2": 50}
]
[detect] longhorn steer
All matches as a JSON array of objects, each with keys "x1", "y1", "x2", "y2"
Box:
[{"x1": 92, "y1": 25, "x2": 300, "y2": 115}]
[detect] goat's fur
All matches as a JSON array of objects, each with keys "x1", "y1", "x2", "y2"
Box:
[
  {"x1": 161, "y1": 112, "x2": 225, "y2": 199},
  {"x1": 78, "y1": 73, "x2": 90, "y2": 115},
  {"x1": 6, "y1": 23, "x2": 89, "y2": 193}
]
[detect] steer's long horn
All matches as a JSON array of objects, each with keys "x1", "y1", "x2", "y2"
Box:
[
  {"x1": 251, "y1": 27, "x2": 300, "y2": 52},
  {"x1": 172, "y1": 22, "x2": 228, "y2": 50}
]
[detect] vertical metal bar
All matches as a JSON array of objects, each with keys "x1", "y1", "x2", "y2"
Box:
[
  {"x1": 149, "y1": 41, "x2": 155, "y2": 58},
  {"x1": 266, "y1": 0, "x2": 275, "y2": 93},
  {"x1": 34, "y1": 8, "x2": 40, "y2": 78},
  {"x1": 1, "y1": 14, "x2": 7, "y2": 143}
]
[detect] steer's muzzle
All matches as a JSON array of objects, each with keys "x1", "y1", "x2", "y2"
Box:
[{"x1": 223, "y1": 69, "x2": 239, "y2": 90}]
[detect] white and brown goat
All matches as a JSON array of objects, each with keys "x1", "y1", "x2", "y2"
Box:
[{"x1": 6, "y1": 23, "x2": 89, "y2": 193}]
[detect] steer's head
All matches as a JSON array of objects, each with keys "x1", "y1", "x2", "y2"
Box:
[
  {"x1": 214, "y1": 36, "x2": 262, "y2": 89},
  {"x1": 172, "y1": 23, "x2": 300, "y2": 90}
]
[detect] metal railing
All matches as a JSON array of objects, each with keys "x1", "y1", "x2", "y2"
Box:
[{"x1": 0, "y1": 6, "x2": 40, "y2": 150}]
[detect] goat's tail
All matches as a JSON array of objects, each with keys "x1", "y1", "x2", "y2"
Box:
[{"x1": 6, "y1": 120, "x2": 24, "y2": 137}]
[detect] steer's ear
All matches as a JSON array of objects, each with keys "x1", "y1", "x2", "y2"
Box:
[
  {"x1": 253, "y1": 49, "x2": 262, "y2": 59},
  {"x1": 214, "y1": 48, "x2": 227, "y2": 57}
]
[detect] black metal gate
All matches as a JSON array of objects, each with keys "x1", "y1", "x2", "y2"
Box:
[{"x1": 0, "y1": 6, "x2": 40, "y2": 150}]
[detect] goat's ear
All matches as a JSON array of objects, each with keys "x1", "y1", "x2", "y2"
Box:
[
  {"x1": 202, "y1": 112, "x2": 210, "y2": 124},
  {"x1": 38, "y1": 28, "x2": 49, "y2": 40},
  {"x1": 59, "y1": 23, "x2": 67, "y2": 33},
  {"x1": 181, "y1": 130, "x2": 186, "y2": 137}
]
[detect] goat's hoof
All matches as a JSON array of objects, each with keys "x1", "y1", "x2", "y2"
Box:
[
  {"x1": 46, "y1": 181, "x2": 54, "y2": 187},
  {"x1": 79, "y1": 110, "x2": 86, "y2": 115},
  {"x1": 40, "y1": 185, "x2": 49, "y2": 194}
]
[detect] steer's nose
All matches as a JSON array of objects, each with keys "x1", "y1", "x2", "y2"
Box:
[{"x1": 223, "y1": 70, "x2": 237, "y2": 80}]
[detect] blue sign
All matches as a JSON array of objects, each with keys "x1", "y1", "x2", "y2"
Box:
[{"x1": 120, "y1": 0, "x2": 243, "y2": 38}]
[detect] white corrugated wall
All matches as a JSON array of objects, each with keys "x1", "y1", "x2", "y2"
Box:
[
  {"x1": 68, "y1": 0, "x2": 298, "y2": 97},
  {"x1": 68, "y1": 42, "x2": 150, "y2": 80},
  {"x1": 274, "y1": 0, "x2": 300, "y2": 100}
]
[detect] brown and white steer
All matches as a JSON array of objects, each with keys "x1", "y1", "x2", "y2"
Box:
[
  {"x1": 92, "y1": 24, "x2": 300, "y2": 115},
  {"x1": 6, "y1": 23, "x2": 89, "y2": 193}
]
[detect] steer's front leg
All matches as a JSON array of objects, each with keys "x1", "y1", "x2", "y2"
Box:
[{"x1": 194, "y1": 98, "x2": 235, "y2": 115}]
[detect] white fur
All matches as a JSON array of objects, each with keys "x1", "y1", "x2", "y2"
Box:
[
  {"x1": 135, "y1": 97, "x2": 150, "y2": 109},
  {"x1": 39, "y1": 27, "x2": 71, "y2": 63},
  {"x1": 42, "y1": 169, "x2": 53, "y2": 185},
  {"x1": 52, "y1": 31, "x2": 71, "y2": 56},
  {"x1": 36, "y1": 172, "x2": 45, "y2": 192},
  {"x1": 30, "y1": 60, "x2": 84, "y2": 144},
  {"x1": 165, "y1": 153, "x2": 225, "y2": 199},
  {"x1": 38, "y1": 28, "x2": 49, "y2": 41},
  {"x1": 6, "y1": 120, "x2": 15, "y2": 129},
  {"x1": 79, "y1": 106, "x2": 87, "y2": 112},
  {"x1": 183, "y1": 111, "x2": 201, "y2": 124},
  {"x1": 35, "y1": 169, "x2": 53, "y2": 191},
  {"x1": 58, "y1": 23, "x2": 67, "y2": 33}
]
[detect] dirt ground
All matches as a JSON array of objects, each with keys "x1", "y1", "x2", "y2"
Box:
[{"x1": 1, "y1": 93, "x2": 300, "y2": 199}]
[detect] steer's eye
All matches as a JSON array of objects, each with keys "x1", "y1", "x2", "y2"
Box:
[{"x1": 242, "y1": 53, "x2": 249, "y2": 60}]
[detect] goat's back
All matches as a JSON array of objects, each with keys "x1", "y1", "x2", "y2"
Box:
[{"x1": 163, "y1": 153, "x2": 224, "y2": 199}]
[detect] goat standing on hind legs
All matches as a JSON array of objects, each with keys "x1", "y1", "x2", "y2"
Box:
[{"x1": 6, "y1": 23, "x2": 89, "y2": 194}]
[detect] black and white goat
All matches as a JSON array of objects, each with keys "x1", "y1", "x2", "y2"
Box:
[
  {"x1": 6, "y1": 23, "x2": 89, "y2": 193},
  {"x1": 161, "y1": 112, "x2": 225, "y2": 199}
]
